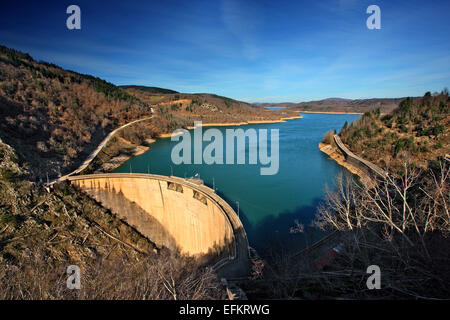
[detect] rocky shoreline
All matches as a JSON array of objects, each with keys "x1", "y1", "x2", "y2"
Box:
[
  {"x1": 318, "y1": 142, "x2": 375, "y2": 187},
  {"x1": 93, "y1": 138, "x2": 153, "y2": 173},
  {"x1": 299, "y1": 111, "x2": 363, "y2": 115},
  {"x1": 183, "y1": 115, "x2": 303, "y2": 129}
]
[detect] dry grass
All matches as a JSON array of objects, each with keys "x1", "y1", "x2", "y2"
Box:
[
  {"x1": 0, "y1": 140, "x2": 225, "y2": 300},
  {"x1": 0, "y1": 246, "x2": 225, "y2": 300}
]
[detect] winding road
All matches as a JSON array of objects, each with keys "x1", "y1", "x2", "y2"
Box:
[
  {"x1": 333, "y1": 134, "x2": 388, "y2": 178},
  {"x1": 48, "y1": 116, "x2": 153, "y2": 185}
]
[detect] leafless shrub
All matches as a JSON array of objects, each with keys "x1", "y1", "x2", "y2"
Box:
[
  {"x1": 316, "y1": 161, "x2": 449, "y2": 243},
  {"x1": 311, "y1": 160, "x2": 450, "y2": 299},
  {"x1": 322, "y1": 130, "x2": 336, "y2": 145},
  {"x1": 0, "y1": 247, "x2": 226, "y2": 300}
]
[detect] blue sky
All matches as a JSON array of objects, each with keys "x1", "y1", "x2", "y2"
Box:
[{"x1": 0, "y1": 0, "x2": 449, "y2": 102}]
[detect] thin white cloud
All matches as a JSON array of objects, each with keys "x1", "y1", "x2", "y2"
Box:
[{"x1": 220, "y1": 0, "x2": 263, "y2": 59}]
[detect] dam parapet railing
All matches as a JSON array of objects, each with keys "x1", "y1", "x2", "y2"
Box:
[
  {"x1": 333, "y1": 134, "x2": 388, "y2": 179},
  {"x1": 66, "y1": 173, "x2": 250, "y2": 278}
]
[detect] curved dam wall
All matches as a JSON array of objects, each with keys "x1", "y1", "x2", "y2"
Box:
[
  {"x1": 333, "y1": 135, "x2": 387, "y2": 179},
  {"x1": 67, "y1": 173, "x2": 250, "y2": 277}
]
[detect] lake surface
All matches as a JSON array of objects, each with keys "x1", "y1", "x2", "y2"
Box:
[{"x1": 114, "y1": 113, "x2": 360, "y2": 254}]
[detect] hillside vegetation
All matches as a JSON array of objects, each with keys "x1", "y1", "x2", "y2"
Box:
[
  {"x1": 81, "y1": 86, "x2": 301, "y2": 173},
  {"x1": 0, "y1": 45, "x2": 151, "y2": 181},
  {"x1": 77, "y1": 85, "x2": 299, "y2": 173},
  {"x1": 0, "y1": 44, "x2": 297, "y2": 179},
  {"x1": 123, "y1": 87, "x2": 297, "y2": 133},
  {"x1": 340, "y1": 91, "x2": 449, "y2": 173},
  {"x1": 0, "y1": 45, "x2": 242, "y2": 299},
  {"x1": 119, "y1": 85, "x2": 179, "y2": 94},
  {"x1": 307, "y1": 90, "x2": 450, "y2": 299},
  {"x1": 294, "y1": 97, "x2": 405, "y2": 114},
  {"x1": 0, "y1": 139, "x2": 225, "y2": 299}
]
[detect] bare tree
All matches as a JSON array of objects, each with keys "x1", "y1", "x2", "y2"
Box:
[
  {"x1": 317, "y1": 161, "x2": 449, "y2": 244},
  {"x1": 312, "y1": 160, "x2": 450, "y2": 299}
]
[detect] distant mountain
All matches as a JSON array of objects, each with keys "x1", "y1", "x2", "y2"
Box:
[
  {"x1": 119, "y1": 85, "x2": 179, "y2": 94},
  {"x1": 261, "y1": 97, "x2": 412, "y2": 114},
  {"x1": 253, "y1": 102, "x2": 296, "y2": 108},
  {"x1": 320, "y1": 98, "x2": 353, "y2": 103}
]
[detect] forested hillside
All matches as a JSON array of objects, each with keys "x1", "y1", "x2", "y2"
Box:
[
  {"x1": 0, "y1": 45, "x2": 231, "y2": 299},
  {"x1": 0, "y1": 138, "x2": 225, "y2": 299},
  {"x1": 340, "y1": 91, "x2": 449, "y2": 173},
  {"x1": 259, "y1": 97, "x2": 406, "y2": 114},
  {"x1": 308, "y1": 91, "x2": 450, "y2": 299},
  {"x1": 0, "y1": 45, "x2": 151, "y2": 181},
  {"x1": 119, "y1": 85, "x2": 179, "y2": 94},
  {"x1": 292, "y1": 97, "x2": 405, "y2": 114},
  {"x1": 123, "y1": 87, "x2": 295, "y2": 134},
  {"x1": 0, "y1": 45, "x2": 295, "y2": 180}
]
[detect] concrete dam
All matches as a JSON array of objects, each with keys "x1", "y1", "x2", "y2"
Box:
[{"x1": 67, "y1": 173, "x2": 250, "y2": 278}]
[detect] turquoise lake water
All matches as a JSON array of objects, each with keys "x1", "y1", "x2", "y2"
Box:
[{"x1": 114, "y1": 113, "x2": 360, "y2": 254}]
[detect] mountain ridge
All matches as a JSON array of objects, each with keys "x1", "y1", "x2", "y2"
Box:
[
  {"x1": 119, "y1": 85, "x2": 179, "y2": 94},
  {"x1": 256, "y1": 97, "x2": 414, "y2": 114}
]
